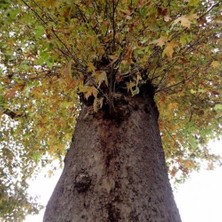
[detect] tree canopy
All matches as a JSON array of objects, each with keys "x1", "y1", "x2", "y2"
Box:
[{"x1": 0, "y1": 0, "x2": 221, "y2": 220}]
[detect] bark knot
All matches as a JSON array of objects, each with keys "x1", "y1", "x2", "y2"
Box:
[{"x1": 74, "y1": 171, "x2": 91, "y2": 193}]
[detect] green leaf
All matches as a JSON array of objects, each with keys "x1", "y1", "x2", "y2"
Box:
[
  {"x1": 9, "y1": 9, "x2": 19, "y2": 20},
  {"x1": 188, "y1": 0, "x2": 200, "y2": 7},
  {"x1": 34, "y1": 25, "x2": 45, "y2": 38},
  {"x1": 214, "y1": 104, "x2": 222, "y2": 111}
]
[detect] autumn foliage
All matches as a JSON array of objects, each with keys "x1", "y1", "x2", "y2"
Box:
[{"x1": 0, "y1": 0, "x2": 221, "y2": 220}]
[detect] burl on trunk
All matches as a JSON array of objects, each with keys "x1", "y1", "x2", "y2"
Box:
[{"x1": 44, "y1": 89, "x2": 181, "y2": 222}]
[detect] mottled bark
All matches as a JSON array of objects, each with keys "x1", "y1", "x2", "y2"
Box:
[{"x1": 44, "y1": 91, "x2": 181, "y2": 222}]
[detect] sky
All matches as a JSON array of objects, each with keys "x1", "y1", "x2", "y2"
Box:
[{"x1": 25, "y1": 140, "x2": 222, "y2": 222}]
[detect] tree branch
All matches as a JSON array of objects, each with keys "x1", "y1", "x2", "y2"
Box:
[
  {"x1": 199, "y1": 1, "x2": 221, "y2": 20},
  {"x1": 21, "y1": 0, "x2": 85, "y2": 72},
  {"x1": 3, "y1": 109, "x2": 23, "y2": 119},
  {"x1": 155, "y1": 73, "x2": 194, "y2": 94}
]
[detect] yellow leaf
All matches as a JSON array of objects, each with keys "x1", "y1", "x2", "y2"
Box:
[
  {"x1": 119, "y1": 9, "x2": 131, "y2": 16},
  {"x1": 4, "y1": 88, "x2": 17, "y2": 99},
  {"x1": 79, "y1": 85, "x2": 98, "y2": 100},
  {"x1": 211, "y1": 61, "x2": 220, "y2": 68},
  {"x1": 208, "y1": 162, "x2": 215, "y2": 170},
  {"x1": 41, "y1": 0, "x2": 57, "y2": 8},
  {"x1": 61, "y1": 60, "x2": 72, "y2": 77},
  {"x1": 172, "y1": 13, "x2": 198, "y2": 29},
  {"x1": 162, "y1": 40, "x2": 179, "y2": 58},
  {"x1": 87, "y1": 62, "x2": 96, "y2": 73},
  {"x1": 180, "y1": 16, "x2": 191, "y2": 28},
  {"x1": 188, "y1": 0, "x2": 200, "y2": 7},
  {"x1": 164, "y1": 15, "x2": 171, "y2": 22},
  {"x1": 127, "y1": 81, "x2": 139, "y2": 96},
  {"x1": 127, "y1": 81, "x2": 136, "y2": 92},
  {"x1": 93, "y1": 70, "x2": 108, "y2": 87},
  {"x1": 93, "y1": 97, "x2": 104, "y2": 112},
  {"x1": 188, "y1": 13, "x2": 199, "y2": 21},
  {"x1": 48, "y1": 169, "x2": 54, "y2": 177},
  {"x1": 136, "y1": 73, "x2": 142, "y2": 85},
  {"x1": 124, "y1": 45, "x2": 133, "y2": 62},
  {"x1": 168, "y1": 102, "x2": 178, "y2": 110},
  {"x1": 188, "y1": 0, "x2": 200, "y2": 6},
  {"x1": 151, "y1": 36, "x2": 168, "y2": 47},
  {"x1": 183, "y1": 160, "x2": 195, "y2": 169}
]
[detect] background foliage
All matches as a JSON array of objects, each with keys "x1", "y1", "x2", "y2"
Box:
[{"x1": 0, "y1": 0, "x2": 221, "y2": 220}]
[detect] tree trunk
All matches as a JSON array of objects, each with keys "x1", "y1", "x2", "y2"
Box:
[{"x1": 44, "y1": 90, "x2": 181, "y2": 222}]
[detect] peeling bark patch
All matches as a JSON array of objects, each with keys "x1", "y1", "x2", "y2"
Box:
[
  {"x1": 74, "y1": 172, "x2": 91, "y2": 193},
  {"x1": 107, "y1": 203, "x2": 120, "y2": 222}
]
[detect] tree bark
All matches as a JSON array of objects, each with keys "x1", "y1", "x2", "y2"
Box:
[{"x1": 44, "y1": 90, "x2": 181, "y2": 222}]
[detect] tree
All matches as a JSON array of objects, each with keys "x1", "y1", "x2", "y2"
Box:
[{"x1": 0, "y1": 0, "x2": 221, "y2": 221}]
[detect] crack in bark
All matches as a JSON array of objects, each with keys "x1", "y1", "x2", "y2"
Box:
[{"x1": 107, "y1": 203, "x2": 121, "y2": 222}]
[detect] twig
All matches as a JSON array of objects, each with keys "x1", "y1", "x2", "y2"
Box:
[
  {"x1": 155, "y1": 74, "x2": 194, "y2": 93},
  {"x1": 199, "y1": 1, "x2": 221, "y2": 20},
  {"x1": 21, "y1": 0, "x2": 85, "y2": 71}
]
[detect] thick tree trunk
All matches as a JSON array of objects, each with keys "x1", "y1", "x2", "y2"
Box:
[{"x1": 44, "y1": 91, "x2": 181, "y2": 222}]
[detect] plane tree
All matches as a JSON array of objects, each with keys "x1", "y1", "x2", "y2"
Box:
[{"x1": 0, "y1": 0, "x2": 221, "y2": 221}]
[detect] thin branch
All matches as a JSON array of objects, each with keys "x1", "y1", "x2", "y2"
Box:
[
  {"x1": 181, "y1": 31, "x2": 214, "y2": 56},
  {"x1": 169, "y1": 1, "x2": 221, "y2": 43},
  {"x1": 21, "y1": 0, "x2": 47, "y2": 25},
  {"x1": 21, "y1": 0, "x2": 86, "y2": 71},
  {"x1": 32, "y1": 0, "x2": 55, "y2": 23},
  {"x1": 150, "y1": 59, "x2": 177, "y2": 84},
  {"x1": 199, "y1": 1, "x2": 221, "y2": 20},
  {"x1": 163, "y1": 125, "x2": 180, "y2": 147},
  {"x1": 111, "y1": 0, "x2": 117, "y2": 51},
  {"x1": 155, "y1": 74, "x2": 194, "y2": 93}
]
